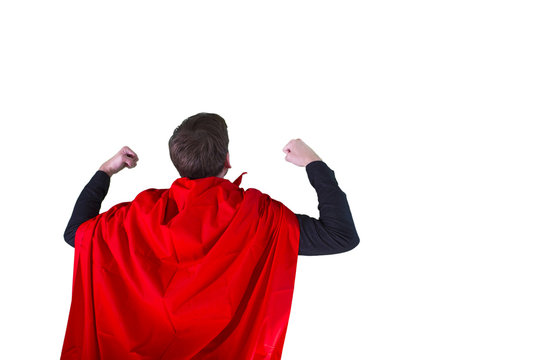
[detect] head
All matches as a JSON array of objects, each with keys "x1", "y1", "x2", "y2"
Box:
[{"x1": 169, "y1": 112, "x2": 231, "y2": 179}]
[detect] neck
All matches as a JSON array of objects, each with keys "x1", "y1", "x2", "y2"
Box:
[{"x1": 217, "y1": 167, "x2": 228, "y2": 178}]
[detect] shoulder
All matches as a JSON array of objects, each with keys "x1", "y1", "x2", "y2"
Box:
[
  {"x1": 243, "y1": 187, "x2": 272, "y2": 205},
  {"x1": 133, "y1": 187, "x2": 168, "y2": 202},
  {"x1": 100, "y1": 188, "x2": 168, "y2": 220},
  {"x1": 243, "y1": 187, "x2": 294, "y2": 218},
  {"x1": 128, "y1": 187, "x2": 169, "y2": 212}
]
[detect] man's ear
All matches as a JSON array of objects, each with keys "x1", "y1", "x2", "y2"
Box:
[{"x1": 225, "y1": 152, "x2": 231, "y2": 169}]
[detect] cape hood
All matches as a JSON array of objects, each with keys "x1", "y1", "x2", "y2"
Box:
[{"x1": 61, "y1": 172, "x2": 300, "y2": 359}]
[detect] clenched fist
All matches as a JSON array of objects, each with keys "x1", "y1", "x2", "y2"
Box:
[
  {"x1": 99, "y1": 146, "x2": 139, "y2": 177},
  {"x1": 282, "y1": 139, "x2": 322, "y2": 167}
]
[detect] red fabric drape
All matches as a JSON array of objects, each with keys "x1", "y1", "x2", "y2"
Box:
[{"x1": 61, "y1": 172, "x2": 300, "y2": 359}]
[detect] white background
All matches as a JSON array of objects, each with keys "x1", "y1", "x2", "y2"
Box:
[{"x1": 1, "y1": 1, "x2": 539, "y2": 359}]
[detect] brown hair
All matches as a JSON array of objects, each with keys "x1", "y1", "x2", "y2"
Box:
[{"x1": 168, "y1": 112, "x2": 229, "y2": 179}]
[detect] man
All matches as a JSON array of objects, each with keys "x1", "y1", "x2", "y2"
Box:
[{"x1": 62, "y1": 113, "x2": 359, "y2": 359}]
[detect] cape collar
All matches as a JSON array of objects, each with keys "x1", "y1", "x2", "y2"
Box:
[
  {"x1": 233, "y1": 171, "x2": 248, "y2": 187},
  {"x1": 172, "y1": 171, "x2": 248, "y2": 190}
]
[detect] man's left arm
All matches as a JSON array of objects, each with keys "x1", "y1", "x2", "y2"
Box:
[
  {"x1": 63, "y1": 146, "x2": 139, "y2": 247},
  {"x1": 63, "y1": 171, "x2": 111, "y2": 247}
]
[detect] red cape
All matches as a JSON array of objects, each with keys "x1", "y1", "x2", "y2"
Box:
[{"x1": 61, "y1": 172, "x2": 300, "y2": 359}]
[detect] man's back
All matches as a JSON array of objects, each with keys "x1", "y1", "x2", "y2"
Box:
[{"x1": 62, "y1": 172, "x2": 301, "y2": 359}]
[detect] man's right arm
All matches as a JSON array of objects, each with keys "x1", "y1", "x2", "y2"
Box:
[{"x1": 295, "y1": 160, "x2": 360, "y2": 256}]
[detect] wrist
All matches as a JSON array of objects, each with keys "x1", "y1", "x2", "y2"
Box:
[
  {"x1": 99, "y1": 165, "x2": 113, "y2": 177},
  {"x1": 305, "y1": 156, "x2": 322, "y2": 166}
]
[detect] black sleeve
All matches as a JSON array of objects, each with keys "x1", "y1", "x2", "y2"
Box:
[
  {"x1": 63, "y1": 170, "x2": 111, "y2": 247},
  {"x1": 296, "y1": 161, "x2": 360, "y2": 256}
]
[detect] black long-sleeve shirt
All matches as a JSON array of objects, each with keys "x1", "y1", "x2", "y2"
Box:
[{"x1": 64, "y1": 161, "x2": 359, "y2": 255}]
